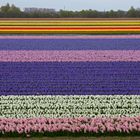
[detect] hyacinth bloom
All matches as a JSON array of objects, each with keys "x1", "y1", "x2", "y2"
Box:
[
  {"x1": 0, "y1": 116, "x2": 140, "y2": 136},
  {"x1": 0, "y1": 33, "x2": 140, "y2": 136}
]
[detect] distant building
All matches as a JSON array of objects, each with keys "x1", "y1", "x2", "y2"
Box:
[{"x1": 24, "y1": 8, "x2": 56, "y2": 13}]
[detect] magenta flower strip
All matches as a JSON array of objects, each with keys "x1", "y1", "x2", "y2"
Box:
[
  {"x1": 0, "y1": 116, "x2": 140, "y2": 135},
  {"x1": 1, "y1": 50, "x2": 140, "y2": 62}
]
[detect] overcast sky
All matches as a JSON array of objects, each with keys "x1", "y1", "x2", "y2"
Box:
[{"x1": 0, "y1": 0, "x2": 140, "y2": 11}]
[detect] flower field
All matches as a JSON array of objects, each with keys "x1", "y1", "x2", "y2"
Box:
[
  {"x1": 0, "y1": 19, "x2": 140, "y2": 137},
  {"x1": 1, "y1": 18, "x2": 140, "y2": 34}
]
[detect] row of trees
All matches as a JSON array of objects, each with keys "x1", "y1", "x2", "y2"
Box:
[{"x1": 0, "y1": 3, "x2": 140, "y2": 18}]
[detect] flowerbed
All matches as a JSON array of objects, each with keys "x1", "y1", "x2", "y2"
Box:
[
  {"x1": 0, "y1": 95, "x2": 140, "y2": 118},
  {"x1": 1, "y1": 116, "x2": 140, "y2": 137},
  {"x1": 1, "y1": 37, "x2": 140, "y2": 50},
  {"x1": 1, "y1": 19, "x2": 140, "y2": 34},
  {"x1": 0, "y1": 22, "x2": 140, "y2": 137},
  {"x1": 1, "y1": 50, "x2": 140, "y2": 62},
  {"x1": 0, "y1": 62, "x2": 140, "y2": 95}
]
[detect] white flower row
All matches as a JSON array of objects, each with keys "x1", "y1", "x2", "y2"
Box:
[{"x1": 1, "y1": 95, "x2": 140, "y2": 118}]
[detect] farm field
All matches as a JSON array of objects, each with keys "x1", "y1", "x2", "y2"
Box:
[
  {"x1": 0, "y1": 19, "x2": 140, "y2": 138},
  {"x1": 1, "y1": 18, "x2": 140, "y2": 34}
]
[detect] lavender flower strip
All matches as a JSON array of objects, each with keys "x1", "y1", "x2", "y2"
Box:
[
  {"x1": 1, "y1": 35, "x2": 140, "y2": 39},
  {"x1": 0, "y1": 50, "x2": 140, "y2": 62}
]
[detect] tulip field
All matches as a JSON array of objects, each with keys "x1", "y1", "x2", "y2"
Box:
[
  {"x1": 1, "y1": 18, "x2": 140, "y2": 137},
  {"x1": 1, "y1": 18, "x2": 140, "y2": 34}
]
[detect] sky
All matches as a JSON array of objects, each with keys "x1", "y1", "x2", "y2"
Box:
[{"x1": 0, "y1": 0, "x2": 140, "y2": 11}]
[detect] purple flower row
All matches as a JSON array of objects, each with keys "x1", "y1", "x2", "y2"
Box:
[
  {"x1": 0, "y1": 38, "x2": 140, "y2": 50},
  {"x1": 0, "y1": 116, "x2": 140, "y2": 136},
  {"x1": 0, "y1": 62, "x2": 140, "y2": 95}
]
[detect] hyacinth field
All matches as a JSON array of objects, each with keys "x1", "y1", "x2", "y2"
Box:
[{"x1": 0, "y1": 18, "x2": 140, "y2": 138}]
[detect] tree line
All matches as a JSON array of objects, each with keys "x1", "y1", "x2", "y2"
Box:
[{"x1": 0, "y1": 3, "x2": 140, "y2": 18}]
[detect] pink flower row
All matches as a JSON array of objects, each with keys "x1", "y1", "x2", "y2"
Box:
[
  {"x1": 0, "y1": 116, "x2": 140, "y2": 135},
  {"x1": 0, "y1": 50, "x2": 140, "y2": 62},
  {"x1": 1, "y1": 35, "x2": 140, "y2": 39}
]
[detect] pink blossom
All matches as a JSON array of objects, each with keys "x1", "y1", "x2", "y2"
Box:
[
  {"x1": 0, "y1": 116, "x2": 140, "y2": 135},
  {"x1": 1, "y1": 50, "x2": 140, "y2": 62}
]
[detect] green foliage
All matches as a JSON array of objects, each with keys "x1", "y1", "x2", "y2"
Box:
[
  {"x1": 0, "y1": 3, "x2": 140, "y2": 18},
  {"x1": 0, "y1": 3, "x2": 23, "y2": 17}
]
